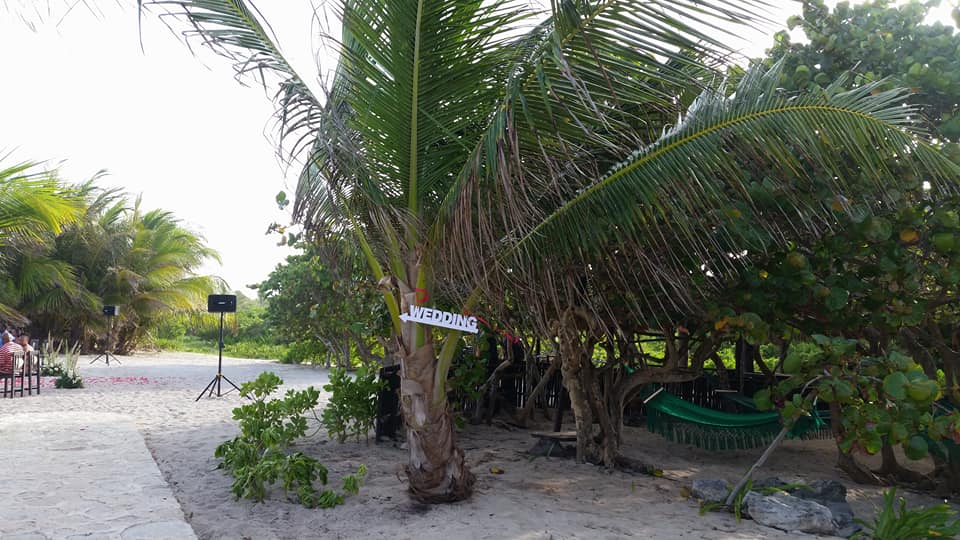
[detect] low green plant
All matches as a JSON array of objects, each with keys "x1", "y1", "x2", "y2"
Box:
[
  {"x1": 854, "y1": 488, "x2": 960, "y2": 540},
  {"x1": 50, "y1": 340, "x2": 83, "y2": 389},
  {"x1": 322, "y1": 365, "x2": 385, "y2": 443},
  {"x1": 215, "y1": 371, "x2": 365, "y2": 508},
  {"x1": 156, "y1": 335, "x2": 289, "y2": 361},
  {"x1": 41, "y1": 362, "x2": 66, "y2": 377},
  {"x1": 731, "y1": 478, "x2": 753, "y2": 523},
  {"x1": 448, "y1": 351, "x2": 487, "y2": 404}
]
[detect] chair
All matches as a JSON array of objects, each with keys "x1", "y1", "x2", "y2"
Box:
[
  {"x1": 2, "y1": 351, "x2": 25, "y2": 398},
  {"x1": 26, "y1": 348, "x2": 41, "y2": 395}
]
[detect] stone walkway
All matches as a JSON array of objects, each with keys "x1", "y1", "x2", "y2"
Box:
[{"x1": 0, "y1": 412, "x2": 196, "y2": 540}]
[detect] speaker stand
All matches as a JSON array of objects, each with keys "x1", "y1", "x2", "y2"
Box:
[
  {"x1": 196, "y1": 312, "x2": 242, "y2": 401},
  {"x1": 90, "y1": 314, "x2": 121, "y2": 366}
]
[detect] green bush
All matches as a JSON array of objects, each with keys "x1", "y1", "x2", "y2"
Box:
[
  {"x1": 54, "y1": 372, "x2": 84, "y2": 389},
  {"x1": 48, "y1": 340, "x2": 83, "y2": 389},
  {"x1": 448, "y1": 350, "x2": 486, "y2": 417},
  {"x1": 282, "y1": 340, "x2": 325, "y2": 364},
  {"x1": 155, "y1": 317, "x2": 187, "y2": 340},
  {"x1": 854, "y1": 488, "x2": 960, "y2": 539},
  {"x1": 215, "y1": 372, "x2": 366, "y2": 508},
  {"x1": 224, "y1": 340, "x2": 287, "y2": 360},
  {"x1": 322, "y1": 365, "x2": 385, "y2": 443},
  {"x1": 157, "y1": 336, "x2": 288, "y2": 360}
]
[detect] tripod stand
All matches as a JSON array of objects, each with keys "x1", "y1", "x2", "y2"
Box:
[
  {"x1": 90, "y1": 312, "x2": 120, "y2": 366},
  {"x1": 196, "y1": 311, "x2": 242, "y2": 401}
]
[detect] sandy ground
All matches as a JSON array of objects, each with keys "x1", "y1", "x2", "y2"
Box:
[{"x1": 0, "y1": 351, "x2": 951, "y2": 539}]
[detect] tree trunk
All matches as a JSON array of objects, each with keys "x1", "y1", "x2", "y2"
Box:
[
  {"x1": 829, "y1": 401, "x2": 882, "y2": 485},
  {"x1": 559, "y1": 336, "x2": 595, "y2": 463},
  {"x1": 515, "y1": 354, "x2": 561, "y2": 426},
  {"x1": 933, "y1": 454, "x2": 960, "y2": 494},
  {"x1": 876, "y1": 442, "x2": 927, "y2": 485},
  {"x1": 396, "y1": 270, "x2": 474, "y2": 503},
  {"x1": 400, "y1": 341, "x2": 475, "y2": 503}
]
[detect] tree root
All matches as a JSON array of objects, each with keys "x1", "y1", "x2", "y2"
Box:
[
  {"x1": 873, "y1": 464, "x2": 933, "y2": 489},
  {"x1": 837, "y1": 452, "x2": 885, "y2": 485}
]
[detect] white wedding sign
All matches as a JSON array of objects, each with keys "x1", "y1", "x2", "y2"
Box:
[{"x1": 399, "y1": 305, "x2": 479, "y2": 333}]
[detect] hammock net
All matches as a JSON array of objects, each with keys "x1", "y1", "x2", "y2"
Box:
[{"x1": 643, "y1": 389, "x2": 826, "y2": 451}]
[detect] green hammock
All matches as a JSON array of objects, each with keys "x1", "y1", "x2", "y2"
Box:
[{"x1": 644, "y1": 389, "x2": 825, "y2": 451}]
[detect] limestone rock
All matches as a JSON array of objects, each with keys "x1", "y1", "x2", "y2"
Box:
[
  {"x1": 743, "y1": 491, "x2": 835, "y2": 536},
  {"x1": 752, "y1": 476, "x2": 788, "y2": 490},
  {"x1": 691, "y1": 479, "x2": 729, "y2": 503},
  {"x1": 792, "y1": 480, "x2": 857, "y2": 537}
]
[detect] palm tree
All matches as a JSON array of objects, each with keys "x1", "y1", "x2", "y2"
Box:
[
  {"x1": 143, "y1": 0, "x2": 960, "y2": 502},
  {"x1": 40, "y1": 190, "x2": 219, "y2": 352},
  {"x1": 107, "y1": 206, "x2": 219, "y2": 352},
  {"x1": 0, "y1": 160, "x2": 85, "y2": 326}
]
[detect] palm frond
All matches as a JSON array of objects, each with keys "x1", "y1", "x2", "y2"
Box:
[
  {"x1": 447, "y1": 61, "x2": 960, "y2": 323},
  {"x1": 143, "y1": 0, "x2": 322, "y2": 158},
  {"x1": 0, "y1": 161, "x2": 84, "y2": 243}
]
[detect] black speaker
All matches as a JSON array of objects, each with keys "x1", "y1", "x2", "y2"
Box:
[
  {"x1": 207, "y1": 294, "x2": 237, "y2": 313},
  {"x1": 102, "y1": 305, "x2": 119, "y2": 316}
]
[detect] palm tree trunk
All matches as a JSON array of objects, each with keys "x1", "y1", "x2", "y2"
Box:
[
  {"x1": 400, "y1": 343, "x2": 475, "y2": 502},
  {"x1": 397, "y1": 270, "x2": 474, "y2": 502}
]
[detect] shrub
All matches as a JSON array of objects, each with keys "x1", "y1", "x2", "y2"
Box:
[
  {"x1": 322, "y1": 365, "x2": 385, "y2": 443},
  {"x1": 223, "y1": 340, "x2": 287, "y2": 360},
  {"x1": 215, "y1": 371, "x2": 365, "y2": 508},
  {"x1": 854, "y1": 488, "x2": 960, "y2": 540},
  {"x1": 282, "y1": 340, "x2": 325, "y2": 364},
  {"x1": 48, "y1": 340, "x2": 83, "y2": 389},
  {"x1": 447, "y1": 350, "x2": 487, "y2": 418}
]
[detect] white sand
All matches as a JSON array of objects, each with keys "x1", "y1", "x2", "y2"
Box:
[{"x1": 0, "y1": 351, "x2": 949, "y2": 539}]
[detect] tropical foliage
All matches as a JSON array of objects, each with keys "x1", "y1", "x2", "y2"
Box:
[
  {"x1": 695, "y1": 0, "x2": 960, "y2": 492},
  {"x1": 321, "y1": 365, "x2": 385, "y2": 443},
  {"x1": 0, "y1": 158, "x2": 219, "y2": 352},
  {"x1": 142, "y1": 0, "x2": 960, "y2": 503},
  {"x1": 257, "y1": 238, "x2": 387, "y2": 367},
  {"x1": 215, "y1": 371, "x2": 368, "y2": 508},
  {"x1": 0, "y1": 160, "x2": 84, "y2": 326}
]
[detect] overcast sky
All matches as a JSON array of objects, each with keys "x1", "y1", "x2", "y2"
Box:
[{"x1": 1, "y1": 1, "x2": 951, "y2": 296}]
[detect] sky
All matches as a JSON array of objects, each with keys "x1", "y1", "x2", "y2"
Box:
[{"x1": 0, "y1": 1, "x2": 953, "y2": 296}]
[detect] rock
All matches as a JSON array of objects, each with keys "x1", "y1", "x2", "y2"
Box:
[
  {"x1": 743, "y1": 491, "x2": 836, "y2": 536},
  {"x1": 793, "y1": 479, "x2": 847, "y2": 503},
  {"x1": 691, "y1": 479, "x2": 729, "y2": 503},
  {"x1": 752, "y1": 476, "x2": 788, "y2": 490},
  {"x1": 791, "y1": 480, "x2": 857, "y2": 537}
]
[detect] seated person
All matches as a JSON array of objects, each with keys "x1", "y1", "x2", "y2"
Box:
[
  {"x1": 15, "y1": 333, "x2": 34, "y2": 373},
  {"x1": 0, "y1": 331, "x2": 24, "y2": 375}
]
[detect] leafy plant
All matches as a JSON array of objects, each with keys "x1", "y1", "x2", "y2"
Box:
[
  {"x1": 50, "y1": 340, "x2": 83, "y2": 389},
  {"x1": 854, "y1": 488, "x2": 960, "y2": 540},
  {"x1": 753, "y1": 338, "x2": 960, "y2": 461},
  {"x1": 322, "y1": 365, "x2": 385, "y2": 443},
  {"x1": 40, "y1": 362, "x2": 66, "y2": 378},
  {"x1": 215, "y1": 371, "x2": 365, "y2": 508},
  {"x1": 448, "y1": 342, "x2": 488, "y2": 417},
  {"x1": 732, "y1": 478, "x2": 753, "y2": 523}
]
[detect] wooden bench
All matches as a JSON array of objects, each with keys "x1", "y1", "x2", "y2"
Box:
[{"x1": 528, "y1": 430, "x2": 577, "y2": 458}]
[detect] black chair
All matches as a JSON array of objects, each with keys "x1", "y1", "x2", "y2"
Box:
[
  {"x1": 2, "y1": 351, "x2": 25, "y2": 398},
  {"x1": 22, "y1": 349, "x2": 41, "y2": 395}
]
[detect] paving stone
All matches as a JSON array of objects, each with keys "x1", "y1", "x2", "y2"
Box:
[{"x1": 0, "y1": 413, "x2": 196, "y2": 540}]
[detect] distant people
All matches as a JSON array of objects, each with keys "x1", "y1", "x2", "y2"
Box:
[
  {"x1": 0, "y1": 331, "x2": 24, "y2": 374},
  {"x1": 16, "y1": 333, "x2": 33, "y2": 373}
]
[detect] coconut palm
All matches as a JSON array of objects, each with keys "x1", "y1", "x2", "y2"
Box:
[
  {"x1": 0, "y1": 160, "x2": 85, "y2": 325},
  {"x1": 38, "y1": 190, "x2": 220, "y2": 352},
  {"x1": 142, "y1": 0, "x2": 960, "y2": 502}
]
